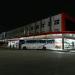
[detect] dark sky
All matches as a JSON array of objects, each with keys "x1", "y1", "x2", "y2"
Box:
[{"x1": 0, "y1": 0, "x2": 75, "y2": 33}]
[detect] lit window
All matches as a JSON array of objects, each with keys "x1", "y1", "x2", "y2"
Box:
[{"x1": 54, "y1": 20, "x2": 60, "y2": 25}]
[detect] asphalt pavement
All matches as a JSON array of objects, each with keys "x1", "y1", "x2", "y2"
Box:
[{"x1": 0, "y1": 48, "x2": 75, "y2": 75}]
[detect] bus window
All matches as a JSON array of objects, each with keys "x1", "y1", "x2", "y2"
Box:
[
  {"x1": 47, "y1": 40, "x2": 55, "y2": 43},
  {"x1": 26, "y1": 40, "x2": 36, "y2": 43},
  {"x1": 32, "y1": 40, "x2": 36, "y2": 43},
  {"x1": 19, "y1": 40, "x2": 25, "y2": 44},
  {"x1": 36, "y1": 40, "x2": 46, "y2": 43},
  {"x1": 26, "y1": 40, "x2": 31, "y2": 43},
  {"x1": 40, "y1": 40, "x2": 46, "y2": 43}
]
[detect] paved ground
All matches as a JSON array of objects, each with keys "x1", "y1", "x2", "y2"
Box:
[{"x1": 0, "y1": 48, "x2": 75, "y2": 75}]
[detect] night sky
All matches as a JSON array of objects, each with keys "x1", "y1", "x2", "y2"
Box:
[{"x1": 0, "y1": 0, "x2": 75, "y2": 33}]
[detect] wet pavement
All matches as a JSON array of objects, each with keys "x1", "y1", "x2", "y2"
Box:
[{"x1": 0, "y1": 49, "x2": 75, "y2": 75}]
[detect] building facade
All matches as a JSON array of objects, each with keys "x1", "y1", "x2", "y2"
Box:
[
  {"x1": 1, "y1": 12, "x2": 75, "y2": 39},
  {"x1": 0, "y1": 12, "x2": 75, "y2": 50}
]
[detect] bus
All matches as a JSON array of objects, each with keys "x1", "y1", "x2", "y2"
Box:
[
  {"x1": 19, "y1": 38, "x2": 68, "y2": 50},
  {"x1": 20, "y1": 39, "x2": 56, "y2": 50}
]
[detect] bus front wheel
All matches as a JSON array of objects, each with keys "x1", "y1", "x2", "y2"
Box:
[
  {"x1": 42, "y1": 47, "x2": 46, "y2": 50},
  {"x1": 23, "y1": 47, "x2": 27, "y2": 50}
]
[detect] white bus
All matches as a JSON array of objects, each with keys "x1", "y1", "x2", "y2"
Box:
[
  {"x1": 20, "y1": 38, "x2": 71, "y2": 50},
  {"x1": 20, "y1": 39, "x2": 55, "y2": 50},
  {"x1": 20, "y1": 38, "x2": 66, "y2": 50}
]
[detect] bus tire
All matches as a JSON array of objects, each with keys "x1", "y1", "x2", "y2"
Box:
[
  {"x1": 42, "y1": 47, "x2": 46, "y2": 50},
  {"x1": 23, "y1": 47, "x2": 27, "y2": 50}
]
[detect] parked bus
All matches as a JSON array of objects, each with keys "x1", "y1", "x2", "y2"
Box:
[
  {"x1": 20, "y1": 37, "x2": 72, "y2": 50},
  {"x1": 20, "y1": 39, "x2": 56, "y2": 50}
]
